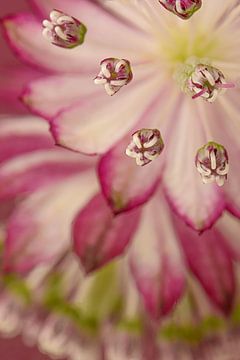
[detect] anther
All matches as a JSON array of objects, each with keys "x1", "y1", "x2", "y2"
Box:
[{"x1": 126, "y1": 129, "x2": 164, "y2": 166}]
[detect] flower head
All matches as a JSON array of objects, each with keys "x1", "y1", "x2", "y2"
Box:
[
  {"x1": 196, "y1": 141, "x2": 229, "y2": 186},
  {"x1": 0, "y1": 115, "x2": 240, "y2": 319},
  {"x1": 42, "y1": 9, "x2": 87, "y2": 48},
  {"x1": 2, "y1": 0, "x2": 240, "y2": 358},
  {"x1": 126, "y1": 128, "x2": 164, "y2": 166},
  {"x1": 94, "y1": 58, "x2": 133, "y2": 96},
  {"x1": 3, "y1": 0, "x2": 240, "y2": 232},
  {"x1": 159, "y1": 0, "x2": 202, "y2": 19},
  {"x1": 185, "y1": 63, "x2": 235, "y2": 102}
]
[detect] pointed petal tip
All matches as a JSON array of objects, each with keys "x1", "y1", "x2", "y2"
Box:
[
  {"x1": 164, "y1": 186, "x2": 225, "y2": 233},
  {"x1": 98, "y1": 146, "x2": 161, "y2": 215},
  {"x1": 20, "y1": 86, "x2": 52, "y2": 121},
  {"x1": 73, "y1": 193, "x2": 140, "y2": 273},
  {"x1": 1, "y1": 13, "x2": 44, "y2": 71},
  {"x1": 49, "y1": 119, "x2": 100, "y2": 156}
]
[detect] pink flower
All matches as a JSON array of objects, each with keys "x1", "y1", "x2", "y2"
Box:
[
  {"x1": 0, "y1": 115, "x2": 240, "y2": 358},
  {"x1": 0, "y1": 115, "x2": 240, "y2": 323},
  {"x1": 1, "y1": 1, "x2": 240, "y2": 357},
  {"x1": 2, "y1": 0, "x2": 240, "y2": 233}
]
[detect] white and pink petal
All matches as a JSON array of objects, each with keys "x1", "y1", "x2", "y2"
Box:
[
  {"x1": 73, "y1": 193, "x2": 140, "y2": 273},
  {"x1": 175, "y1": 213, "x2": 236, "y2": 314},
  {"x1": 0, "y1": 116, "x2": 53, "y2": 164},
  {"x1": 2, "y1": 0, "x2": 151, "y2": 74},
  {"x1": 0, "y1": 149, "x2": 94, "y2": 201},
  {"x1": 3, "y1": 172, "x2": 98, "y2": 273},
  {"x1": 129, "y1": 195, "x2": 186, "y2": 320},
  {"x1": 50, "y1": 65, "x2": 163, "y2": 154},
  {"x1": 163, "y1": 98, "x2": 225, "y2": 232},
  {"x1": 98, "y1": 136, "x2": 164, "y2": 214}
]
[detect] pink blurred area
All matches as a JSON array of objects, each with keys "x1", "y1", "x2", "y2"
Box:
[
  {"x1": 0, "y1": 0, "x2": 41, "y2": 114},
  {"x1": 0, "y1": 0, "x2": 30, "y2": 64},
  {"x1": 0, "y1": 337, "x2": 62, "y2": 360},
  {"x1": 1, "y1": 0, "x2": 30, "y2": 16},
  {"x1": 0, "y1": 1, "x2": 46, "y2": 356}
]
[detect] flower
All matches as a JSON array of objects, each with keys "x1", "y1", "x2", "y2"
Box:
[
  {"x1": 195, "y1": 141, "x2": 229, "y2": 186},
  {"x1": 158, "y1": 0, "x2": 202, "y2": 19},
  {"x1": 0, "y1": 115, "x2": 239, "y2": 358},
  {"x1": 182, "y1": 62, "x2": 235, "y2": 102},
  {"x1": 126, "y1": 128, "x2": 164, "y2": 166},
  {"x1": 2, "y1": 1, "x2": 240, "y2": 357},
  {"x1": 94, "y1": 58, "x2": 133, "y2": 96},
  {"x1": 42, "y1": 9, "x2": 87, "y2": 49},
  {"x1": 2, "y1": 0, "x2": 240, "y2": 234},
  {"x1": 0, "y1": 115, "x2": 240, "y2": 343}
]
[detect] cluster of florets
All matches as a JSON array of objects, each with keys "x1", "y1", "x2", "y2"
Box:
[{"x1": 41, "y1": 4, "x2": 232, "y2": 187}]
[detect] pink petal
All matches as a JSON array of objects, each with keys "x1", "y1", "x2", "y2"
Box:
[
  {"x1": 175, "y1": 213, "x2": 235, "y2": 314},
  {"x1": 30, "y1": 0, "x2": 151, "y2": 56},
  {"x1": 73, "y1": 193, "x2": 140, "y2": 273},
  {"x1": 215, "y1": 212, "x2": 240, "y2": 261},
  {"x1": 0, "y1": 117, "x2": 53, "y2": 164},
  {"x1": 51, "y1": 66, "x2": 163, "y2": 154},
  {"x1": 1, "y1": 0, "x2": 30, "y2": 15},
  {"x1": 163, "y1": 98, "x2": 225, "y2": 232},
  {"x1": 2, "y1": 1, "x2": 149, "y2": 73},
  {"x1": 21, "y1": 74, "x2": 100, "y2": 119},
  {"x1": 3, "y1": 172, "x2": 98, "y2": 273},
  {"x1": 2, "y1": 13, "x2": 88, "y2": 73},
  {"x1": 0, "y1": 65, "x2": 40, "y2": 114},
  {"x1": 98, "y1": 88, "x2": 181, "y2": 212},
  {"x1": 0, "y1": 149, "x2": 94, "y2": 201},
  {"x1": 130, "y1": 195, "x2": 186, "y2": 320},
  {"x1": 205, "y1": 92, "x2": 240, "y2": 218},
  {"x1": 98, "y1": 137, "x2": 164, "y2": 213},
  {"x1": 0, "y1": 10, "x2": 41, "y2": 115}
]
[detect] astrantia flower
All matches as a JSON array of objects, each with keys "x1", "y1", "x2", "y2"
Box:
[
  {"x1": 2, "y1": 0, "x2": 240, "y2": 233},
  {"x1": 0, "y1": 116, "x2": 240, "y2": 338},
  {"x1": 1, "y1": 120, "x2": 240, "y2": 360}
]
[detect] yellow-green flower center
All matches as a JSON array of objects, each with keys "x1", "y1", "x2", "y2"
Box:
[{"x1": 154, "y1": 23, "x2": 222, "y2": 76}]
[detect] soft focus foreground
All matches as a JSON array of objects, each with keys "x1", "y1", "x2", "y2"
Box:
[
  {"x1": 0, "y1": 117, "x2": 240, "y2": 360},
  {"x1": 1, "y1": 1, "x2": 240, "y2": 359}
]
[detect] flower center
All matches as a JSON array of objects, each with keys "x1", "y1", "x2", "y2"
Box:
[
  {"x1": 152, "y1": 20, "x2": 235, "y2": 100},
  {"x1": 157, "y1": 24, "x2": 220, "y2": 74}
]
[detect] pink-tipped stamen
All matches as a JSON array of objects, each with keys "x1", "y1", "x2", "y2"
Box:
[
  {"x1": 192, "y1": 88, "x2": 207, "y2": 100},
  {"x1": 216, "y1": 82, "x2": 235, "y2": 89}
]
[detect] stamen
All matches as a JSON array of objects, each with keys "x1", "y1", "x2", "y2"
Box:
[
  {"x1": 126, "y1": 129, "x2": 164, "y2": 166},
  {"x1": 158, "y1": 0, "x2": 202, "y2": 19},
  {"x1": 195, "y1": 142, "x2": 229, "y2": 187},
  {"x1": 186, "y1": 64, "x2": 234, "y2": 102},
  {"x1": 216, "y1": 83, "x2": 235, "y2": 89},
  {"x1": 94, "y1": 58, "x2": 133, "y2": 96},
  {"x1": 42, "y1": 9, "x2": 87, "y2": 48},
  {"x1": 210, "y1": 151, "x2": 217, "y2": 170},
  {"x1": 192, "y1": 88, "x2": 208, "y2": 100}
]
